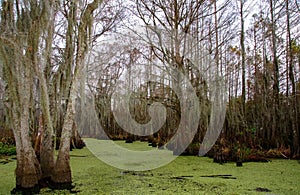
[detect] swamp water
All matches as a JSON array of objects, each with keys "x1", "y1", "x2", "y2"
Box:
[{"x1": 1, "y1": 139, "x2": 299, "y2": 194}]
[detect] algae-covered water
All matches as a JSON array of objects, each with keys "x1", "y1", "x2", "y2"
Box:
[{"x1": 0, "y1": 139, "x2": 299, "y2": 194}]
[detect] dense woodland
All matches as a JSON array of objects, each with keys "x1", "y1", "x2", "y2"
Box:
[{"x1": 0, "y1": 0, "x2": 299, "y2": 193}]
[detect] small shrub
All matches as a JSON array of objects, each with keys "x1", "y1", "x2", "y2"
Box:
[{"x1": 0, "y1": 142, "x2": 16, "y2": 156}]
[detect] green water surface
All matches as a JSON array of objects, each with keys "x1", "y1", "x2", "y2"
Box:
[{"x1": 0, "y1": 139, "x2": 299, "y2": 194}]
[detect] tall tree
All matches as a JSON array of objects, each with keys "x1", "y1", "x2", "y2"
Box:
[
  {"x1": 0, "y1": 0, "x2": 55, "y2": 191},
  {"x1": 239, "y1": 0, "x2": 246, "y2": 116},
  {"x1": 0, "y1": 0, "x2": 122, "y2": 192},
  {"x1": 269, "y1": 0, "x2": 280, "y2": 145},
  {"x1": 51, "y1": 0, "x2": 101, "y2": 187}
]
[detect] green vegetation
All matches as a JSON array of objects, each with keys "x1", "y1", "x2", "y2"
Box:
[
  {"x1": 0, "y1": 143, "x2": 16, "y2": 156},
  {"x1": 1, "y1": 140, "x2": 299, "y2": 195}
]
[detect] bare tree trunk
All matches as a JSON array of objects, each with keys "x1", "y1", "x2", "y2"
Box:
[
  {"x1": 37, "y1": 66, "x2": 55, "y2": 180},
  {"x1": 240, "y1": 0, "x2": 246, "y2": 117},
  {"x1": 19, "y1": 66, "x2": 42, "y2": 188},
  {"x1": 269, "y1": 0, "x2": 280, "y2": 145},
  {"x1": 51, "y1": 95, "x2": 74, "y2": 187}
]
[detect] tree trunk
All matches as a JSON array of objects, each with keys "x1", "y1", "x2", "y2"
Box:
[
  {"x1": 269, "y1": 0, "x2": 280, "y2": 146},
  {"x1": 240, "y1": 0, "x2": 246, "y2": 117},
  {"x1": 51, "y1": 96, "x2": 74, "y2": 187},
  {"x1": 35, "y1": 21, "x2": 56, "y2": 181}
]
